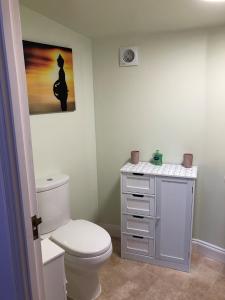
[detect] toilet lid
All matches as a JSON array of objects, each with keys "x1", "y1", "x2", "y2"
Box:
[{"x1": 50, "y1": 220, "x2": 111, "y2": 258}]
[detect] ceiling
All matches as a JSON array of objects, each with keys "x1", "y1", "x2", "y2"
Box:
[{"x1": 20, "y1": 0, "x2": 225, "y2": 38}]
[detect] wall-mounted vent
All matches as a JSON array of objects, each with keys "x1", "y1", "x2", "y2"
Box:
[{"x1": 119, "y1": 47, "x2": 138, "y2": 67}]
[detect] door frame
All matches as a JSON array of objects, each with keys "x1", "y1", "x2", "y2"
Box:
[{"x1": 0, "y1": 0, "x2": 45, "y2": 299}]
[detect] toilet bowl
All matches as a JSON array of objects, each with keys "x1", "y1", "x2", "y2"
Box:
[
  {"x1": 50, "y1": 219, "x2": 112, "y2": 300},
  {"x1": 36, "y1": 175, "x2": 112, "y2": 300},
  {"x1": 64, "y1": 244, "x2": 112, "y2": 300}
]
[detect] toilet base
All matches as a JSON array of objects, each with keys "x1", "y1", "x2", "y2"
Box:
[
  {"x1": 65, "y1": 264, "x2": 102, "y2": 300},
  {"x1": 64, "y1": 244, "x2": 112, "y2": 300}
]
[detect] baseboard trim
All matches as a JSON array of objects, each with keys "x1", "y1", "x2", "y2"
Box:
[
  {"x1": 100, "y1": 223, "x2": 225, "y2": 264},
  {"x1": 192, "y1": 239, "x2": 225, "y2": 263}
]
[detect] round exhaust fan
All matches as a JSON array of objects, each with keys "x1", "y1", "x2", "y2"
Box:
[{"x1": 119, "y1": 47, "x2": 138, "y2": 66}]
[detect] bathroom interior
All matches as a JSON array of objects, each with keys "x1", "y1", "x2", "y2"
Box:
[{"x1": 7, "y1": 0, "x2": 225, "y2": 299}]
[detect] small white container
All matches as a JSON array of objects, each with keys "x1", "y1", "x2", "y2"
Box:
[{"x1": 41, "y1": 238, "x2": 67, "y2": 300}]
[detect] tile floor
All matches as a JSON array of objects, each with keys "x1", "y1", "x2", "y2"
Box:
[{"x1": 98, "y1": 238, "x2": 225, "y2": 300}]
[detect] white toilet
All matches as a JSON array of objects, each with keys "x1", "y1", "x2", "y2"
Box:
[{"x1": 36, "y1": 174, "x2": 112, "y2": 300}]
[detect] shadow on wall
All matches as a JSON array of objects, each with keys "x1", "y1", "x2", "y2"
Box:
[
  {"x1": 98, "y1": 177, "x2": 121, "y2": 225},
  {"x1": 192, "y1": 167, "x2": 203, "y2": 239}
]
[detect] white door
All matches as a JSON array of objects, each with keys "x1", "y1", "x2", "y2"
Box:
[
  {"x1": 1, "y1": 0, "x2": 45, "y2": 299},
  {"x1": 155, "y1": 177, "x2": 194, "y2": 268}
]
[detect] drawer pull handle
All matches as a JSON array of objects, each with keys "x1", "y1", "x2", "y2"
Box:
[
  {"x1": 132, "y1": 173, "x2": 144, "y2": 176},
  {"x1": 132, "y1": 235, "x2": 144, "y2": 239},
  {"x1": 132, "y1": 215, "x2": 144, "y2": 219},
  {"x1": 132, "y1": 194, "x2": 144, "y2": 198}
]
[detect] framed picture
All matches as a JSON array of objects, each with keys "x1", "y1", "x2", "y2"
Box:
[{"x1": 23, "y1": 40, "x2": 76, "y2": 114}]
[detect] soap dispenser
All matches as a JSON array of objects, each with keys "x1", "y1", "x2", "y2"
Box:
[{"x1": 151, "y1": 150, "x2": 163, "y2": 166}]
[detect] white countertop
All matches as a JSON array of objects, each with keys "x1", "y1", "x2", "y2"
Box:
[
  {"x1": 41, "y1": 238, "x2": 65, "y2": 265},
  {"x1": 120, "y1": 162, "x2": 198, "y2": 179}
]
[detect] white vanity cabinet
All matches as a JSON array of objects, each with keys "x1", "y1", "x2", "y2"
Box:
[{"x1": 121, "y1": 162, "x2": 197, "y2": 272}]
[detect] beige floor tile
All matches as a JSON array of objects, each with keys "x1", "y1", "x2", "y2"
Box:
[
  {"x1": 204, "y1": 277, "x2": 225, "y2": 300},
  {"x1": 97, "y1": 238, "x2": 225, "y2": 300}
]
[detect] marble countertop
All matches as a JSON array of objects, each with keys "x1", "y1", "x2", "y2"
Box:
[{"x1": 120, "y1": 162, "x2": 198, "y2": 179}]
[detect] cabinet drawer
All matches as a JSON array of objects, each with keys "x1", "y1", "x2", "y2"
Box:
[
  {"x1": 122, "y1": 234, "x2": 155, "y2": 257},
  {"x1": 122, "y1": 194, "x2": 155, "y2": 216},
  {"x1": 122, "y1": 174, "x2": 155, "y2": 195},
  {"x1": 122, "y1": 214, "x2": 155, "y2": 238}
]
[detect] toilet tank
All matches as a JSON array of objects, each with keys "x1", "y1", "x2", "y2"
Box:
[{"x1": 36, "y1": 174, "x2": 71, "y2": 235}]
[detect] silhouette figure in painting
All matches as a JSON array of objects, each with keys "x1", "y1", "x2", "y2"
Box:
[{"x1": 53, "y1": 54, "x2": 68, "y2": 111}]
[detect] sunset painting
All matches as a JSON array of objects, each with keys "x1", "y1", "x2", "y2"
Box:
[{"x1": 23, "y1": 40, "x2": 75, "y2": 114}]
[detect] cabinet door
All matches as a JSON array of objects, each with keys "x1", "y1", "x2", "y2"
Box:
[{"x1": 155, "y1": 177, "x2": 194, "y2": 267}]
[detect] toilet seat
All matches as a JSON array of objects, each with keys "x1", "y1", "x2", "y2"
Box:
[{"x1": 50, "y1": 219, "x2": 111, "y2": 258}]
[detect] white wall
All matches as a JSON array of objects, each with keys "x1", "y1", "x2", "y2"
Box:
[
  {"x1": 200, "y1": 27, "x2": 225, "y2": 247},
  {"x1": 93, "y1": 29, "x2": 225, "y2": 248},
  {"x1": 93, "y1": 30, "x2": 207, "y2": 227},
  {"x1": 20, "y1": 5, "x2": 225, "y2": 249},
  {"x1": 20, "y1": 6, "x2": 99, "y2": 221}
]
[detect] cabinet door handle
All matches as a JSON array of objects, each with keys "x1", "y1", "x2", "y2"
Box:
[
  {"x1": 132, "y1": 173, "x2": 144, "y2": 176},
  {"x1": 132, "y1": 235, "x2": 144, "y2": 239},
  {"x1": 132, "y1": 194, "x2": 144, "y2": 198},
  {"x1": 132, "y1": 215, "x2": 144, "y2": 219}
]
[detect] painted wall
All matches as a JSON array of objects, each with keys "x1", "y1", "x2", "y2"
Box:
[
  {"x1": 199, "y1": 27, "x2": 225, "y2": 248},
  {"x1": 20, "y1": 5, "x2": 225, "y2": 248},
  {"x1": 93, "y1": 29, "x2": 225, "y2": 248},
  {"x1": 20, "y1": 6, "x2": 99, "y2": 221},
  {"x1": 93, "y1": 31, "x2": 207, "y2": 227}
]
